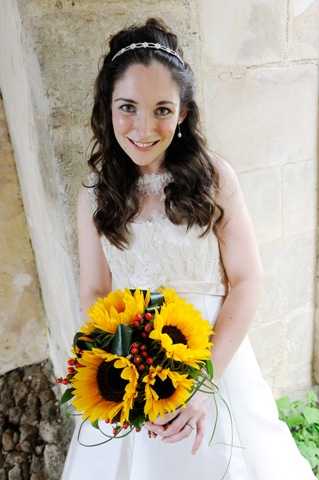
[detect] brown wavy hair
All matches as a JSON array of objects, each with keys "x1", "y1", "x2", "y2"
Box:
[{"x1": 85, "y1": 17, "x2": 224, "y2": 250}]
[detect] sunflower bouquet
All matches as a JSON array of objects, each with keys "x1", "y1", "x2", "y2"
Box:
[{"x1": 57, "y1": 287, "x2": 221, "y2": 445}]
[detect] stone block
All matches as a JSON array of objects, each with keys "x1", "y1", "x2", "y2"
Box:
[
  {"x1": 250, "y1": 305, "x2": 314, "y2": 392},
  {"x1": 285, "y1": 304, "x2": 314, "y2": 365},
  {"x1": 199, "y1": 0, "x2": 287, "y2": 65},
  {"x1": 239, "y1": 167, "x2": 282, "y2": 243},
  {"x1": 279, "y1": 232, "x2": 316, "y2": 313},
  {"x1": 249, "y1": 319, "x2": 287, "y2": 376},
  {"x1": 288, "y1": 0, "x2": 319, "y2": 60},
  {"x1": 259, "y1": 232, "x2": 316, "y2": 321},
  {"x1": 282, "y1": 159, "x2": 317, "y2": 236},
  {"x1": 274, "y1": 361, "x2": 313, "y2": 393},
  {"x1": 204, "y1": 65, "x2": 318, "y2": 171}
]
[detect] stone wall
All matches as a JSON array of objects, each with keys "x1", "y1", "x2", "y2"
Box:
[
  {"x1": 0, "y1": 360, "x2": 72, "y2": 480},
  {"x1": 0, "y1": 96, "x2": 47, "y2": 374},
  {"x1": 199, "y1": 0, "x2": 319, "y2": 397},
  {"x1": 0, "y1": 0, "x2": 318, "y2": 398}
]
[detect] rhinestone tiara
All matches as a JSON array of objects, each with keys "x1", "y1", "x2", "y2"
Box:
[{"x1": 111, "y1": 41, "x2": 185, "y2": 67}]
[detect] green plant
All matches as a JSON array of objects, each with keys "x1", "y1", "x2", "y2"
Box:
[{"x1": 276, "y1": 390, "x2": 319, "y2": 478}]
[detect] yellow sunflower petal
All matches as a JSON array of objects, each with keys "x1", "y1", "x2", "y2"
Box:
[
  {"x1": 143, "y1": 367, "x2": 194, "y2": 422},
  {"x1": 149, "y1": 297, "x2": 213, "y2": 367},
  {"x1": 70, "y1": 348, "x2": 138, "y2": 426}
]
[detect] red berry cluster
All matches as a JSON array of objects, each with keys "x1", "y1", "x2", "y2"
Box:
[
  {"x1": 132, "y1": 312, "x2": 154, "y2": 337},
  {"x1": 106, "y1": 420, "x2": 140, "y2": 434},
  {"x1": 130, "y1": 311, "x2": 155, "y2": 372},
  {"x1": 130, "y1": 341, "x2": 154, "y2": 373},
  {"x1": 56, "y1": 377, "x2": 69, "y2": 385},
  {"x1": 56, "y1": 351, "x2": 84, "y2": 385},
  {"x1": 112, "y1": 425, "x2": 122, "y2": 436}
]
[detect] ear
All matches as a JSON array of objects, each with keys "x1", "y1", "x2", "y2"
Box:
[{"x1": 178, "y1": 105, "x2": 188, "y2": 124}]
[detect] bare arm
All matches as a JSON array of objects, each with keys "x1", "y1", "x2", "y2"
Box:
[
  {"x1": 77, "y1": 185, "x2": 112, "y2": 317},
  {"x1": 212, "y1": 159, "x2": 264, "y2": 380}
]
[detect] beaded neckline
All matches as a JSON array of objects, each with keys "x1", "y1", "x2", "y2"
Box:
[{"x1": 136, "y1": 171, "x2": 173, "y2": 196}]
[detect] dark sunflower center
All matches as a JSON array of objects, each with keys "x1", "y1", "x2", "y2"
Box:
[
  {"x1": 162, "y1": 325, "x2": 187, "y2": 345},
  {"x1": 153, "y1": 376, "x2": 176, "y2": 399},
  {"x1": 97, "y1": 360, "x2": 128, "y2": 403}
]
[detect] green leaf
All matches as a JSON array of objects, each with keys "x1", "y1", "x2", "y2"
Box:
[
  {"x1": 205, "y1": 359, "x2": 214, "y2": 380},
  {"x1": 90, "y1": 419, "x2": 99, "y2": 429},
  {"x1": 307, "y1": 390, "x2": 318, "y2": 405},
  {"x1": 131, "y1": 414, "x2": 145, "y2": 429},
  {"x1": 99, "y1": 336, "x2": 114, "y2": 350},
  {"x1": 187, "y1": 366, "x2": 201, "y2": 379},
  {"x1": 304, "y1": 407, "x2": 319, "y2": 425},
  {"x1": 60, "y1": 388, "x2": 75, "y2": 405},
  {"x1": 297, "y1": 443, "x2": 319, "y2": 468},
  {"x1": 276, "y1": 395, "x2": 291, "y2": 411},
  {"x1": 73, "y1": 331, "x2": 85, "y2": 351},
  {"x1": 287, "y1": 414, "x2": 305, "y2": 428},
  {"x1": 149, "y1": 292, "x2": 165, "y2": 307},
  {"x1": 291, "y1": 399, "x2": 305, "y2": 410},
  {"x1": 77, "y1": 341, "x2": 94, "y2": 351},
  {"x1": 111, "y1": 324, "x2": 133, "y2": 356},
  {"x1": 91, "y1": 329, "x2": 114, "y2": 350}
]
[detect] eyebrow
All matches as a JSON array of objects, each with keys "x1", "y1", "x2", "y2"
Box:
[{"x1": 114, "y1": 97, "x2": 177, "y2": 106}]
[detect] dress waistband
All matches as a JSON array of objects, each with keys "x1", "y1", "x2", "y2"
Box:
[{"x1": 160, "y1": 280, "x2": 229, "y2": 297}]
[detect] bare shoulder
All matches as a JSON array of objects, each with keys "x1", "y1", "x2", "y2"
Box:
[
  {"x1": 211, "y1": 154, "x2": 245, "y2": 234},
  {"x1": 212, "y1": 154, "x2": 241, "y2": 203}
]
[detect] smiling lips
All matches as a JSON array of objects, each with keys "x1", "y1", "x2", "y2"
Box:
[{"x1": 128, "y1": 138, "x2": 160, "y2": 151}]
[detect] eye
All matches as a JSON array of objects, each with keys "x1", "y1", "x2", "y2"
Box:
[
  {"x1": 156, "y1": 107, "x2": 172, "y2": 116},
  {"x1": 119, "y1": 104, "x2": 135, "y2": 113}
]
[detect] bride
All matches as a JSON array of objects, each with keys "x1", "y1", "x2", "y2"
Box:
[{"x1": 62, "y1": 16, "x2": 316, "y2": 480}]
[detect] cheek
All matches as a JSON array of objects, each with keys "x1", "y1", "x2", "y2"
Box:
[
  {"x1": 112, "y1": 111, "x2": 131, "y2": 133},
  {"x1": 159, "y1": 120, "x2": 177, "y2": 139}
]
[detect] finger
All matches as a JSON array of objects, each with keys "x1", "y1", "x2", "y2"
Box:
[
  {"x1": 145, "y1": 422, "x2": 165, "y2": 435},
  {"x1": 160, "y1": 411, "x2": 194, "y2": 439},
  {"x1": 153, "y1": 410, "x2": 181, "y2": 426},
  {"x1": 162, "y1": 423, "x2": 194, "y2": 444},
  {"x1": 192, "y1": 416, "x2": 205, "y2": 455}
]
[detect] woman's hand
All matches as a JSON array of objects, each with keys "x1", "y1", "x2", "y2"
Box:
[
  {"x1": 145, "y1": 391, "x2": 210, "y2": 454},
  {"x1": 145, "y1": 409, "x2": 182, "y2": 438}
]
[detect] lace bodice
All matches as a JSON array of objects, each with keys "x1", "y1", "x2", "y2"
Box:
[{"x1": 85, "y1": 171, "x2": 229, "y2": 297}]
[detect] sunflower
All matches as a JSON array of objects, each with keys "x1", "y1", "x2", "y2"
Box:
[
  {"x1": 143, "y1": 366, "x2": 194, "y2": 422},
  {"x1": 80, "y1": 288, "x2": 151, "y2": 335},
  {"x1": 70, "y1": 347, "x2": 139, "y2": 426},
  {"x1": 149, "y1": 299, "x2": 213, "y2": 368},
  {"x1": 157, "y1": 286, "x2": 181, "y2": 305}
]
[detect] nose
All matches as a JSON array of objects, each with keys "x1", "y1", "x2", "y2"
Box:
[{"x1": 134, "y1": 111, "x2": 156, "y2": 140}]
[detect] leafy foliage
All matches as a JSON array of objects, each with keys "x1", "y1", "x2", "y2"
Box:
[
  {"x1": 110, "y1": 324, "x2": 133, "y2": 356},
  {"x1": 60, "y1": 387, "x2": 75, "y2": 405},
  {"x1": 276, "y1": 390, "x2": 319, "y2": 478}
]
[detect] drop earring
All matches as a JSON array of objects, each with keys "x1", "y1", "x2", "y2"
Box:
[{"x1": 177, "y1": 123, "x2": 182, "y2": 138}]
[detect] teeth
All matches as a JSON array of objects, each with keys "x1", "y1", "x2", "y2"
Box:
[{"x1": 132, "y1": 140, "x2": 157, "y2": 147}]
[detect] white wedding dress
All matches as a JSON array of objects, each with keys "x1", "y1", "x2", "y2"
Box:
[{"x1": 62, "y1": 170, "x2": 316, "y2": 480}]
